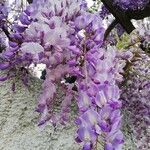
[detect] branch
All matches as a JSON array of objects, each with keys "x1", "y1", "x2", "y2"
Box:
[
  {"x1": 104, "y1": 19, "x2": 118, "y2": 40},
  {"x1": 101, "y1": 0, "x2": 150, "y2": 38},
  {"x1": 27, "y1": 0, "x2": 33, "y2": 4},
  {"x1": 1, "y1": 26, "x2": 11, "y2": 40},
  {"x1": 101, "y1": 0, "x2": 135, "y2": 34}
]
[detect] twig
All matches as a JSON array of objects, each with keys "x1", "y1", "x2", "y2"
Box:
[
  {"x1": 1, "y1": 26, "x2": 11, "y2": 40},
  {"x1": 104, "y1": 19, "x2": 118, "y2": 40}
]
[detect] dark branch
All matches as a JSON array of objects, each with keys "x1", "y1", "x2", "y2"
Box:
[
  {"x1": 101, "y1": 0, "x2": 135, "y2": 34},
  {"x1": 1, "y1": 26, "x2": 11, "y2": 40},
  {"x1": 104, "y1": 19, "x2": 118, "y2": 40},
  {"x1": 101, "y1": 0, "x2": 150, "y2": 38},
  {"x1": 27, "y1": 0, "x2": 33, "y2": 4}
]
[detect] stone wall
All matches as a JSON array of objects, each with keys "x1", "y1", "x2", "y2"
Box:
[{"x1": 0, "y1": 73, "x2": 80, "y2": 150}]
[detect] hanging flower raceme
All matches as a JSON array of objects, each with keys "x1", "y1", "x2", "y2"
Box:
[
  {"x1": 0, "y1": 0, "x2": 125, "y2": 149},
  {"x1": 74, "y1": 45, "x2": 124, "y2": 149},
  {"x1": 0, "y1": 0, "x2": 84, "y2": 85},
  {"x1": 22, "y1": 0, "x2": 87, "y2": 126},
  {"x1": 61, "y1": 11, "x2": 124, "y2": 149},
  {"x1": 121, "y1": 49, "x2": 150, "y2": 149}
]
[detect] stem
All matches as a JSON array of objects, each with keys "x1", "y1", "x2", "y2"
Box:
[
  {"x1": 95, "y1": 106, "x2": 100, "y2": 150},
  {"x1": 83, "y1": 40, "x2": 88, "y2": 84},
  {"x1": 124, "y1": 37, "x2": 142, "y2": 49}
]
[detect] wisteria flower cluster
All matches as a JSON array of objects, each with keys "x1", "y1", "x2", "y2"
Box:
[
  {"x1": 74, "y1": 45, "x2": 125, "y2": 149},
  {"x1": 0, "y1": 0, "x2": 126, "y2": 149},
  {"x1": 121, "y1": 50, "x2": 150, "y2": 150},
  {"x1": 0, "y1": 0, "x2": 150, "y2": 150}
]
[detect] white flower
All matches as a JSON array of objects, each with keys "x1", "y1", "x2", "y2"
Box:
[
  {"x1": 21, "y1": 42, "x2": 44, "y2": 54},
  {"x1": 25, "y1": 22, "x2": 50, "y2": 39}
]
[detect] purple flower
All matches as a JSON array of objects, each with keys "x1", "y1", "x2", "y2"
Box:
[
  {"x1": 9, "y1": 41, "x2": 18, "y2": 48},
  {"x1": 0, "y1": 62, "x2": 10, "y2": 70},
  {"x1": 116, "y1": 24, "x2": 125, "y2": 37},
  {"x1": 77, "y1": 126, "x2": 96, "y2": 142},
  {"x1": 83, "y1": 142, "x2": 93, "y2": 150},
  {"x1": 0, "y1": 1, "x2": 126, "y2": 149},
  {"x1": 95, "y1": 91, "x2": 107, "y2": 108},
  {"x1": 77, "y1": 91, "x2": 92, "y2": 112},
  {"x1": 13, "y1": 24, "x2": 27, "y2": 33},
  {"x1": 104, "y1": 143, "x2": 113, "y2": 150},
  {"x1": 99, "y1": 5, "x2": 110, "y2": 19},
  {"x1": 105, "y1": 130, "x2": 124, "y2": 149},
  {"x1": 0, "y1": 75, "x2": 8, "y2": 81},
  {"x1": 19, "y1": 13, "x2": 32, "y2": 25},
  {"x1": 2, "y1": 50, "x2": 15, "y2": 59},
  {"x1": 99, "y1": 120, "x2": 111, "y2": 132}
]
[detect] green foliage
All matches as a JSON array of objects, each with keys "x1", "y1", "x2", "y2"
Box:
[{"x1": 116, "y1": 33, "x2": 131, "y2": 49}]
